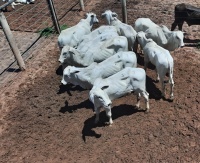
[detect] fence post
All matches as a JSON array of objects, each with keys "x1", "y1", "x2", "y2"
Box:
[
  {"x1": 79, "y1": 0, "x2": 85, "y2": 11},
  {"x1": 121, "y1": 0, "x2": 127, "y2": 23},
  {"x1": 0, "y1": 12, "x2": 26, "y2": 71},
  {"x1": 46, "y1": 0, "x2": 61, "y2": 34}
]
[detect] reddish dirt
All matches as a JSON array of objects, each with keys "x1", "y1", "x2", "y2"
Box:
[{"x1": 0, "y1": 0, "x2": 200, "y2": 162}]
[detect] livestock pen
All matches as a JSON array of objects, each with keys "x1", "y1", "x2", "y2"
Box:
[{"x1": 0, "y1": 0, "x2": 200, "y2": 162}]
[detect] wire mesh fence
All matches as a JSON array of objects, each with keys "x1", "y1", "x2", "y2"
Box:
[
  {"x1": 0, "y1": 0, "x2": 70, "y2": 91},
  {"x1": 0, "y1": 0, "x2": 200, "y2": 92}
]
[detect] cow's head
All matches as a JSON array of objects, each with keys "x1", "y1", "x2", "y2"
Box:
[
  {"x1": 174, "y1": 31, "x2": 185, "y2": 48},
  {"x1": 136, "y1": 31, "x2": 150, "y2": 48},
  {"x1": 61, "y1": 66, "x2": 81, "y2": 85},
  {"x1": 86, "y1": 12, "x2": 99, "y2": 25},
  {"x1": 89, "y1": 85, "x2": 111, "y2": 109},
  {"x1": 58, "y1": 45, "x2": 80, "y2": 65},
  {"x1": 101, "y1": 10, "x2": 118, "y2": 25},
  {"x1": 59, "y1": 45, "x2": 71, "y2": 63}
]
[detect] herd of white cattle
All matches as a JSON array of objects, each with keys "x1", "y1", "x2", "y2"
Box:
[{"x1": 58, "y1": 10, "x2": 185, "y2": 125}]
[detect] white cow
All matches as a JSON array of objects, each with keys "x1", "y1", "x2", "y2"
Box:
[
  {"x1": 2, "y1": 0, "x2": 35, "y2": 9},
  {"x1": 102, "y1": 10, "x2": 137, "y2": 52},
  {"x1": 135, "y1": 18, "x2": 159, "y2": 33},
  {"x1": 59, "y1": 36, "x2": 128, "y2": 67},
  {"x1": 137, "y1": 31, "x2": 174, "y2": 100},
  {"x1": 61, "y1": 51, "x2": 137, "y2": 89},
  {"x1": 58, "y1": 12, "x2": 99, "y2": 49},
  {"x1": 89, "y1": 67, "x2": 149, "y2": 125},
  {"x1": 159, "y1": 25, "x2": 185, "y2": 51},
  {"x1": 77, "y1": 25, "x2": 119, "y2": 51},
  {"x1": 135, "y1": 18, "x2": 184, "y2": 51}
]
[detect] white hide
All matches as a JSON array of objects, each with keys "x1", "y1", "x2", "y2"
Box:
[
  {"x1": 61, "y1": 51, "x2": 137, "y2": 89},
  {"x1": 134, "y1": 18, "x2": 159, "y2": 32},
  {"x1": 57, "y1": 12, "x2": 99, "y2": 49},
  {"x1": 59, "y1": 36, "x2": 128, "y2": 67},
  {"x1": 77, "y1": 25, "x2": 119, "y2": 51},
  {"x1": 101, "y1": 10, "x2": 137, "y2": 52},
  {"x1": 89, "y1": 67, "x2": 149, "y2": 125},
  {"x1": 160, "y1": 25, "x2": 184, "y2": 51},
  {"x1": 135, "y1": 18, "x2": 184, "y2": 51},
  {"x1": 137, "y1": 31, "x2": 174, "y2": 100}
]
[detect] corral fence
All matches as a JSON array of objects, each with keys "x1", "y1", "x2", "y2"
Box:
[
  {"x1": 0, "y1": 0, "x2": 127, "y2": 91},
  {"x1": 0, "y1": 0, "x2": 199, "y2": 91}
]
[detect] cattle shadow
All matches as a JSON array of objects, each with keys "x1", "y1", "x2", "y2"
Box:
[
  {"x1": 137, "y1": 54, "x2": 166, "y2": 100},
  {"x1": 82, "y1": 104, "x2": 145, "y2": 142},
  {"x1": 146, "y1": 76, "x2": 174, "y2": 102},
  {"x1": 183, "y1": 38, "x2": 200, "y2": 47},
  {"x1": 136, "y1": 53, "x2": 155, "y2": 70},
  {"x1": 57, "y1": 83, "x2": 85, "y2": 96},
  {"x1": 59, "y1": 98, "x2": 93, "y2": 113},
  {"x1": 56, "y1": 65, "x2": 63, "y2": 76},
  {"x1": 56, "y1": 64, "x2": 85, "y2": 95},
  {"x1": 146, "y1": 75, "x2": 162, "y2": 100}
]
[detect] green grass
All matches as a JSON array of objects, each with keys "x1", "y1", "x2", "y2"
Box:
[{"x1": 38, "y1": 24, "x2": 68, "y2": 38}]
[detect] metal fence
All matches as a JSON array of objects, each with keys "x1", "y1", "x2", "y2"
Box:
[{"x1": 0, "y1": 0, "x2": 87, "y2": 90}]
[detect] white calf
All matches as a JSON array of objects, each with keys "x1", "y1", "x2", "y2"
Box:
[
  {"x1": 102, "y1": 10, "x2": 137, "y2": 52},
  {"x1": 137, "y1": 31, "x2": 174, "y2": 100},
  {"x1": 61, "y1": 51, "x2": 137, "y2": 89},
  {"x1": 135, "y1": 18, "x2": 184, "y2": 51},
  {"x1": 89, "y1": 67, "x2": 149, "y2": 125},
  {"x1": 58, "y1": 12, "x2": 99, "y2": 49},
  {"x1": 59, "y1": 36, "x2": 128, "y2": 67}
]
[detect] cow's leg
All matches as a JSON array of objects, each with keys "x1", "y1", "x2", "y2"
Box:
[
  {"x1": 177, "y1": 21, "x2": 184, "y2": 31},
  {"x1": 144, "y1": 56, "x2": 149, "y2": 71},
  {"x1": 160, "y1": 77, "x2": 165, "y2": 98},
  {"x1": 133, "y1": 41, "x2": 138, "y2": 54},
  {"x1": 169, "y1": 72, "x2": 174, "y2": 101},
  {"x1": 141, "y1": 91, "x2": 149, "y2": 112},
  {"x1": 171, "y1": 21, "x2": 177, "y2": 31},
  {"x1": 135, "y1": 92, "x2": 141, "y2": 108},
  {"x1": 94, "y1": 106, "x2": 101, "y2": 124},
  {"x1": 171, "y1": 19, "x2": 184, "y2": 31},
  {"x1": 155, "y1": 69, "x2": 160, "y2": 82},
  {"x1": 105, "y1": 106, "x2": 113, "y2": 125},
  {"x1": 157, "y1": 67, "x2": 166, "y2": 98}
]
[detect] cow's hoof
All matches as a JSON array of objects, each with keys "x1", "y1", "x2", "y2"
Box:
[
  {"x1": 169, "y1": 96, "x2": 174, "y2": 101},
  {"x1": 105, "y1": 122, "x2": 113, "y2": 126},
  {"x1": 135, "y1": 105, "x2": 140, "y2": 109}
]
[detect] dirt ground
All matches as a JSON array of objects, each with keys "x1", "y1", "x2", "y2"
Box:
[{"x1": 0, "y1": 0, "x2": 200, "y2": 162}]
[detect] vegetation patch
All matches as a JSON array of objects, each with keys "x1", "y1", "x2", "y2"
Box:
[{"x1": 38, "y1": 24, "x2": 68, "y2": 38}]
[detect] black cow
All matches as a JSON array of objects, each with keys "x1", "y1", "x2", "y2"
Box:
[{"x1": 171, "y1": 3, "x2": 200, "y2": 31}]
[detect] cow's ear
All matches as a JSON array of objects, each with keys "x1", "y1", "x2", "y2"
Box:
[
  {"x1": 112, "y1": 12, "x2": 118, "y2": 17},
  {"x1": 101, "y1": 85, "x2": 109, "y2": 90},
  {"x1": 101, "y1": 13, "x2": 106, "y2": 18}
]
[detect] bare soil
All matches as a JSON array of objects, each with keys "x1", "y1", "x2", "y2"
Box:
[{"x1": 0, "y1": 0, "x2": 200, "y2": 162}]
